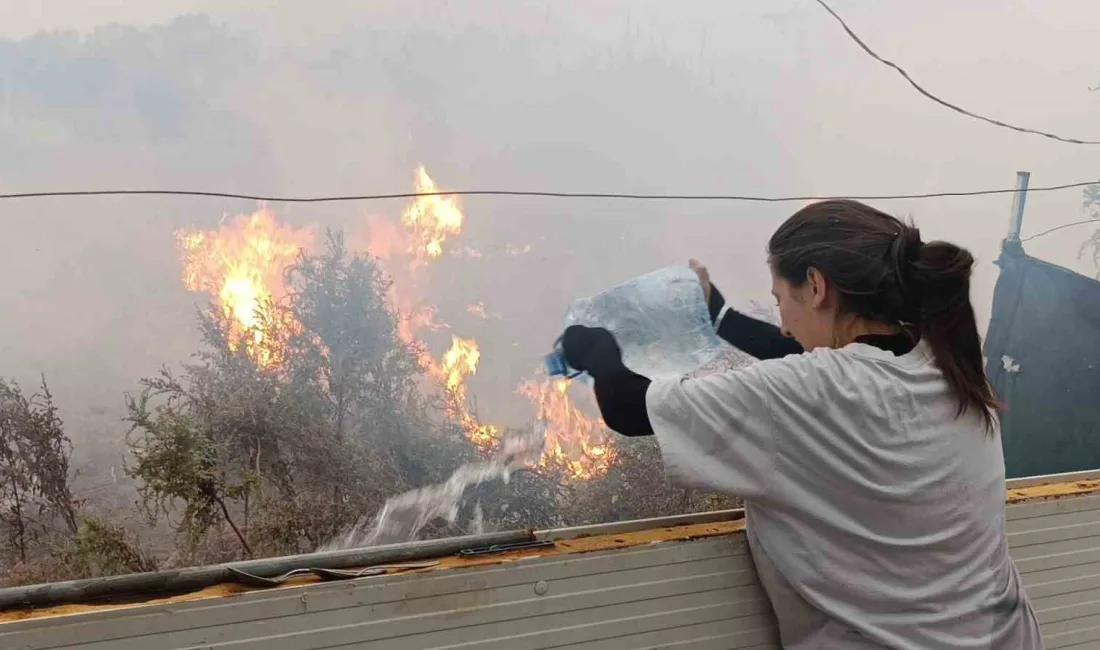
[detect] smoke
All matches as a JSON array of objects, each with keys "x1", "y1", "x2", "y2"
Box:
[{"x1": 1, "y1": 1, "x2": 1097, "y2": 482}]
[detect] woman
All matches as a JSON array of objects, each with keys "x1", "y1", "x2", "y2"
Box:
[{"x1": 562, "y1": 200, "x2": 1042, "y2": 649}]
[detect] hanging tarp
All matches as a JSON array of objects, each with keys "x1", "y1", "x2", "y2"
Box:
[{"x1": 985, "y1": 243, "x2": 1100, "y2": 478}]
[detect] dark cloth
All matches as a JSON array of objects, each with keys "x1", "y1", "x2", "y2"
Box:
[
  {"x1": 561, "y1": 325, "x2": 654, "y2": 437},
  {"x1": 708, "y1": 286, "x2": 804, "y2": 360},
  {"x1": 707, "y1": 285, "x2": 914, "y2": 358},
  {"x1": 985, "y1": 245, "x2": 1100, "y2": 478}
]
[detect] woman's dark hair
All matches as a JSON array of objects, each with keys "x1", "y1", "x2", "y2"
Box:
[{"x1": 767, "y1": 199, "x2": 999, "y2": 431}]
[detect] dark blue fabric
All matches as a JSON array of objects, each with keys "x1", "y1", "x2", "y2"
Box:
[{"x1": 985, "y1": 245, "x2": 1100, "y2": 478}]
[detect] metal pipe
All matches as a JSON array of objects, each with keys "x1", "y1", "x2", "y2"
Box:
[
  {"x1": 0, "y1": 529, "x2": 532, "y2": 611},
  {"x1": 1005, "y1": 171, "x2": 1031, "y2": 242}
]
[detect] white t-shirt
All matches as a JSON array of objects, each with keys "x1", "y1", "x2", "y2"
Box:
[{"x1": 646, "y1": 341, "x2": 1043, "y2": 649}]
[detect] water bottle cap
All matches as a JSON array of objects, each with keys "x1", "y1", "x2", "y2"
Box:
[{"x1": 545, "y1": 350, "x2": 569, "y2": 377}]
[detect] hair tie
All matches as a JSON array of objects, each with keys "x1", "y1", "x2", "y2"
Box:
[{"x1": 890, "y1": 226, "x2": 924, "y2": 322}]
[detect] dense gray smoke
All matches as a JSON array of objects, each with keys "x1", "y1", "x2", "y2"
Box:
[{"x1": 0, "y1": 1, "x2": 1096, "y2": 580}]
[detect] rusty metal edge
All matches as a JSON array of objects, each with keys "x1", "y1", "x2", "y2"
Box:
[
  {"x1": 1006, "y1": 469, "x2": 1100, "y2": 490},
  {"x1": 534, "y1": 509, "x2": 745, "y2": 542},
  {"x1": 0, "y1": 529, "x2": 532, "y2": 612}
]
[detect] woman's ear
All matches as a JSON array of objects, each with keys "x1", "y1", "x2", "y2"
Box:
[{"x1": 806, "y1": 267, "x2": 829, "y2": 309}]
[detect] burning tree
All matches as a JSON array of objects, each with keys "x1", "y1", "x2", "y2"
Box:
[
  {"x1": 175, "y1": 207, "x2": 312, "y2": 367},
  {"x1": 280, "y1": 231, "x2": 478, "y2": 494},
  {"x1": 131, "y1": 167, "x2": 733, "y2": 561},
  {"x1": 126, "y1": 231, "x2": 474, "y2": 559}
]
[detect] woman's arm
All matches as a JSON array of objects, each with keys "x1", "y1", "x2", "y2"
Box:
[
  {"x1": 563, "y1": 324, "x2": 780, "y2": 500},
  {"x1": 707, "y1": 285, "x2": 803, "y2": 360},
  {"x1": 561, "y1": 326, "x2": 654, "y2": 437}
]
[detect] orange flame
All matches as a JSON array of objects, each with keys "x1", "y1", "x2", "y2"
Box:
[
  {"x1": 367, "y1": 168, "x2": 503, "y2": 449},
  {"x1": 175, "y1": 167, "x2": 616, "y2": 482},
  {"x1": 381, "y1": 166, "x2": 617, "y2": 478},
  {"x1": 175, "y1": 207, "x2": 312, "y2": 366},
  {"x1": 436, "y1": 336, "x2": 480, "y2": 394},
  {"x1": 518, "y1": 378, "x2": 616, "y2": 480},
  {"x1": 429, "y1": 336, "x2": 500, "y2": 447},
  {"x1": 402, "y1": 165, "x2": 464, "y2": 264}
]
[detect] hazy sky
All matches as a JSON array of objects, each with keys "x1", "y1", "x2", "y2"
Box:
[{"x1": 1, "y1": 0, "x2": 1098, "y2": 437}]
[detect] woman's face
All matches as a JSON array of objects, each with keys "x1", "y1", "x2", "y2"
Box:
[{"x1": 770, "y1": 267, "x2": 835, "y2": 350}]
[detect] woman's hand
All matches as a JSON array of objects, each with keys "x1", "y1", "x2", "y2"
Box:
[
  {"x1": 561, "y1": 325, "x2": 623, "y2": 375},
  {"x1": 690, "y1": 259, "x2": 712, "y2": 304}
]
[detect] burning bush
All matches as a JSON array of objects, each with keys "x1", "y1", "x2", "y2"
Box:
[{"x1": 126, "y1": 232, "x2": 475, "y2": 559}]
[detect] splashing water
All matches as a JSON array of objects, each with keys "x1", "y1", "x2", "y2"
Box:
[{"x1": 323, "y1": 425, "x2": 546, "y2": 550}]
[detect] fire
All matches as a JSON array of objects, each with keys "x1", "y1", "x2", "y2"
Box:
[
  {"x1": 431, "y1": 336, "x2": 500, "y2": 447},
  {"x1": 175, "y1": 207, "x2": 312, "y2": 365},
  {"x1": 518, "y1": 378, "x2": 616, "y2": 480},
  {"x1": 396, "y1": 302, "x2": 443, "y2": 369},
  {"x1": 378, "y1": 166, "x2": 617, "y2": 478},
  {"x1": 402, "y1": 165, "x2": 464, "y2": 263},
  {"x1": 175, "y1": 165, "x2": 616, "y2": 482},
  {"x1": 437, "y1": 336, "x2": 480, "y2": 393},
  {"x1": 367, "y1": 168, "x2": 503, "y2": 448},
  {"x1": 363, "y1": 213, "x2": 403, "y2": 261}
]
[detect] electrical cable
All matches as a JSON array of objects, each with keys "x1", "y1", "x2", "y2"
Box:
[
  {"x1": 814, "y1": 0, "x2": 1100, "y2": 145},
  {"x1": 1022, "y1": 218, "x2": 1100, "y2": 242},
  {"x1": 0, "y1": 179, "x2": 1096, "y2": 204}
]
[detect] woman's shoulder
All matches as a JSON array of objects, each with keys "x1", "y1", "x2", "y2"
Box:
[
  {"x1": 759, "y1": 341, "x2": 933, "y2": 374},
  {"x1": 749, "y1": 345, "x2": 859, "y2": 381},
  {"x1": 693, "y1": 352, "x2": 833, "y2": 409},
  {"x1": 662, "y1": 343, "x2": 928, "y2": 408},
  {"x1": 741, "y1": 343, "x2": 929, "y2": 404}
]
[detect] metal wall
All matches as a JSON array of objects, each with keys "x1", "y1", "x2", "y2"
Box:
[
  {"x1": 3, "y1": 481, "x2": 1100, "y2": 649},
  {"x1": 1015, "y1": 492, "x2": 1100, "y2": 649}
]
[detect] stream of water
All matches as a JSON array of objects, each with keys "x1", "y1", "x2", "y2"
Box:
[{"x1": 323, "y1": 424, "x2": 547, "y2": 551}]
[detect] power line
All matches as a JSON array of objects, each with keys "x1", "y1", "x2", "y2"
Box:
[
  {"x1": 1022, "y1": 218, "x2": 1099, "y2": 242},
  {"x1": 814, "y1": 0, "x2": 1100, "y2": 145},
  {"x1": 0, "y1": 180, "x2": 1096, "y2": 204}
]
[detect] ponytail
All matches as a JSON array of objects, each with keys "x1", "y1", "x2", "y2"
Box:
[{"x1": 905, "y1": 236, "x2": 1000, "y2": 432}]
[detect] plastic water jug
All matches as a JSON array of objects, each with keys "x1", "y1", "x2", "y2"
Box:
[{"x1": 546, "y1": 265, "x2": 723, "y2": 380}]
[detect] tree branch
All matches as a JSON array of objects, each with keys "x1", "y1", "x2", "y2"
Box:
[{"x1": 214, "y1": 496, "x2": 253, "y2": 557}]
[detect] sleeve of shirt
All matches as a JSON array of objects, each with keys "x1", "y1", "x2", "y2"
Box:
[
  {"x1": 645, "y1": 364, "x2": 779, "y2": 500},
  {"x1": 708, "y1": 285, "x2": 804, "y2": 360}
]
